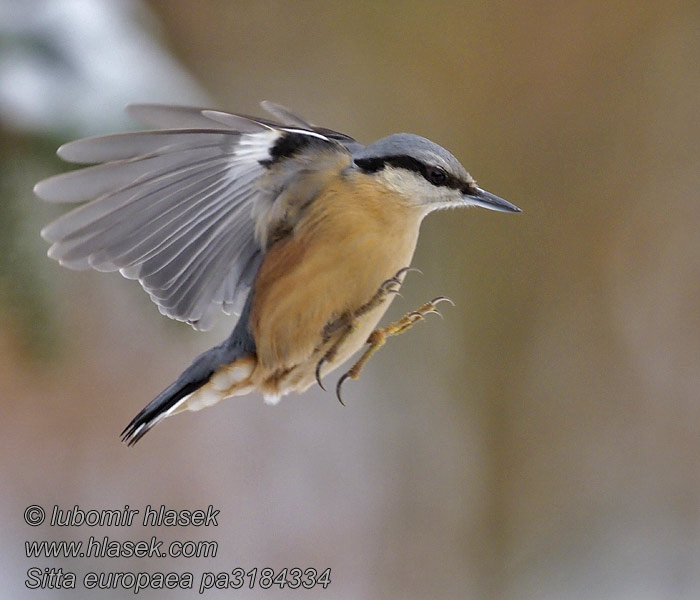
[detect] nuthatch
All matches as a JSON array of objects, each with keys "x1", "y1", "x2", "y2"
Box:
[{"x1": 34, "y1": 102, "x2": 520, "y2": 444}]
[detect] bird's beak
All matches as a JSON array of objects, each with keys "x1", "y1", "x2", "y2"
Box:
[{"x1": 464, "y1": 187, "x2": 521, "y2": 213}]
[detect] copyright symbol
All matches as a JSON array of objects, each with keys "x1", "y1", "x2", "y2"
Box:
[{"x1": 24, "y1": 505, "x2": 45, "y2": 526}]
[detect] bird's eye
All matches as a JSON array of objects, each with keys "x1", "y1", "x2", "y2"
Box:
[{"x1": 427, "y1": 166, "x2": 447, "y2": 185}]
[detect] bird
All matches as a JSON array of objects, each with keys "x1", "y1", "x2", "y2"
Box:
[{"x1": 34, "y1": 102, "x2": 521, "y2": 445}]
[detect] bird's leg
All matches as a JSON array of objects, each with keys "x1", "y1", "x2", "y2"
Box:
[
  {"x1": 315, "y1": 311, "x2": 355, "y2": 391},
  {"x1": 315, "y1": 267, "x2": 420, "y2": 391},
  {"x1": 335, "y1": 296, "x2": 454, "y2": 404},
  {"x1": 354, "y1": 266, "x2": 422, "y2": 318}
]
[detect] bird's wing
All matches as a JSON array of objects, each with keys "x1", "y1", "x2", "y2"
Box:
[{"x1": 35, "y1": 103, "x2": 358, "y2": 330}]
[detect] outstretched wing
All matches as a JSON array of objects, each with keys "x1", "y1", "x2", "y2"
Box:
[{"x1": 35, "y1": 103, "x2": 358, "y2": 330}]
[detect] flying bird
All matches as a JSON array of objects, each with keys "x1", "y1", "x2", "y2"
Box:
[{"x1": 34, "y1": 102, "x2": 520, "y2": 444}]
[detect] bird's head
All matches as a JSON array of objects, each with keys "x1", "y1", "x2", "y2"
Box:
[{"x1": 353, "y1": 133, "x2": 520, "y2": 215}]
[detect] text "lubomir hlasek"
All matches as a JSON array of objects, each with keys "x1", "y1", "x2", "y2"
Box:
[{"x1": 49, "y1": 505, "x2": 219, "y2": 527}]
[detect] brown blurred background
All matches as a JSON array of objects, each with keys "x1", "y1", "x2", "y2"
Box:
[{"x1": 2, "y1": 1, "x2": 699, "y2": 598}]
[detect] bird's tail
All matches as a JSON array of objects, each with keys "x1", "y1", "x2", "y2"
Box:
[{"x1": 120, "y1": 345, "x2": 256, "y2": 446}]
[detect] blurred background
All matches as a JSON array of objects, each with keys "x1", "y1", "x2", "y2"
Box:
[{"x1": 2, "y1": 0, "x2": 699, "y2": 598}]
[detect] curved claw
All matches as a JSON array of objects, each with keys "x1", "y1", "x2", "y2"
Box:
[
  {"x1": 408, "y1": 311, "x2": 427, "y2": 320},
  {"x1": 430, "y1": 296, "x2": 455, "y2": 307},
  {"x1": 380, "y1": 267, "x2": 423, "y2": 292},
  {"x1": 335, "y1": 372, "x2": 349, "y2": 406},
  {"x1": 381, "y1": 281, "x2": 402, "y2": 294},
  {"x1": 315, "y1": 358, "x2": 327, "y2": 392},
  {"x1": 396, "y1": 266, "x2": 423, "y2": 278}
]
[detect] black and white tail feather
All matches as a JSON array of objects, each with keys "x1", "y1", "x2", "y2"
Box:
[
  {"x1": 120, "y1": 298, "x2": 256, "y2": 446},
  {"x1": 34, "y1": 102, "x2": 359, "y2": 444}
]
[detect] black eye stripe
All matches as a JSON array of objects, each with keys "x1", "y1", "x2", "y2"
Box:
[
  {"x1": 355, "y1": 154, "x2": 468, "y2": 191},
  {"x1": 427, "y1": 166, "x2": 447, "y2": 185}
]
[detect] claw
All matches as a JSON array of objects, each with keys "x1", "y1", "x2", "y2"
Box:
[
  {"x1": 381, "y1": 280, "x2": 402, "y2": 295},
  {"x1": 331, "y1": 288, "x2": 452, "y2": 406},
  {"x1": 420, "y1": 297, "x2": 453, "y2": 320},
  {"x1": 315, "y1": 358, "x2": 327, "y2": 391},
  {"x1": 398, "y1": 266, "x2": 423, "y2": 278},
  {"x1": 336, "y1": 372, "x2": 349, "y2": 406},
  {"x1": 380, "y1": 266, "x2": 422, "y2": 292},
  {"x1": 430, "y1": 296, "x2": 455, "y2": 306}
]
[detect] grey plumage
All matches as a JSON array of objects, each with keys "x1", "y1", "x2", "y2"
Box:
[{"x1": 35, "y1": 103, "x2": 358, "y2": 330}]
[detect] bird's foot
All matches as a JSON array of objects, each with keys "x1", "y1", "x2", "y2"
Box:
[
  {"x1": 354, "y1": 266, "x2": 422, "y2": 318},
  {"x1": 315, "y1": 267, "x2": 421, "y2": 391},
  {"x1": 315, "y1": 312, "x2": 355, "y2": 391},
  {"x1": 335, "y1": 296, "x2": 454, "y2": 404}
]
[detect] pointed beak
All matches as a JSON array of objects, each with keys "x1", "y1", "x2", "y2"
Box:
[{"x1": 464, "y1": 187, "x2": 521, "y2": 213}]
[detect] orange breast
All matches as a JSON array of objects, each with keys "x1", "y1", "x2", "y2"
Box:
[{"x1": 249, "y1": 172, "x2": 424, "y2": 396}]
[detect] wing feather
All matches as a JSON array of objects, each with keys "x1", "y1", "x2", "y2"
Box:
[{"x1": 35, "y1": 103, "x2": 359, "y2": 330}]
